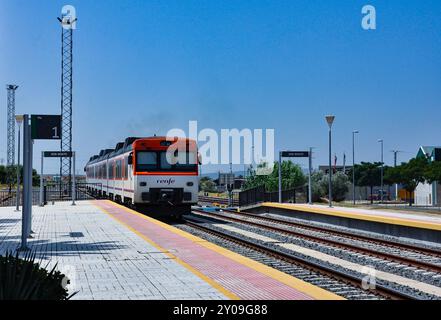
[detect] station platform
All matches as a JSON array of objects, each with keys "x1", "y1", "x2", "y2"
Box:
[
  {"x1": 0, "y1": 201, "x2": 341, "y2": 300},
  {"x1": 258, "y1": 203, "x2": 441, "y2": 243}
]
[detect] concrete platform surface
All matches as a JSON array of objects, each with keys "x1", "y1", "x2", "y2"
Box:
[
  {"x1": 0, "y1": 202, "x2": 226, "y2": 300},
  {"x1": 0, "y1": 200, "x2": 341, "y2": 300}
]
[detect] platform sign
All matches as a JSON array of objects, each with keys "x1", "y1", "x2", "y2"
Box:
[
  {"x1": 279, "y1": 150, "x2": 313, "y2": 205},
  {"x1": 281, "y1": 151, "x2": 310, "y2": 158},
  {"x1": 44, "y1": 151, "x2": 73, "y2": 158},
  {"x1": 31, "y1": 115, "x2": 61, "y2": 140}
]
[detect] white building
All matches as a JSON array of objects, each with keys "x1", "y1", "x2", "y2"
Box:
[{"x1": 414, "y1": 146, "x2": 441, "y2": 206}]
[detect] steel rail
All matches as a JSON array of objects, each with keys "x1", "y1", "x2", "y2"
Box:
[
  {"x1": 192, "y1": 208, "x2": 441, "y2": 274},
  {"x1": 185, "y1": 218, "x2": 415, "y2": 300},
  {"x1": 197, "y1": 207, "x2": 441, "y2": 257}
]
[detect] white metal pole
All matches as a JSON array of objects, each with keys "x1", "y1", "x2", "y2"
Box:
[
  {"x1": 27, "y1": 137, "x2": 34, "y2": 236},
  {"x1": 379, "y1": 140, "x2": 384, "y2": 203},
  {"x1": 18, "y1": 115, "x2": 30, "y2": 251},
  {"x1": 394, "y1": 151, "x2": 398, "y2": 201},
  {"x1": 308, "y1": 148, "x2": 312, "y2": 205},
  {"x1": 278, "y1": 152, "x2": 282, "y2": 203},
  {"x1": 40, "y1": 152, "x2": 44, "y2": 206},
  {"x1": 352, "y1": 131, "x2": 359, "y2": 205},
  {"x1": 72, "y1": 152, "x2": 76, "y2": 205},
  {"x1": 329, "y1": 128, "x2": 333, "y2": 208},
  {"x1": 15, "y1": 124, "x2": 21, "y2": 211}
]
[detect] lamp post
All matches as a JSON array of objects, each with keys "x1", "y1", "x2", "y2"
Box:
[
  {"x1": 325, "y1": 115, "x2": 335, "y2": 208},
  {"x1": 378, "y1": 139, "x2": 384, "y2": 202},
  {"x1": 352, "y1": 131, "x2": 359, "y2": 205},
  {"x1": 15, "y1": 115, "x2": 24, "y2": 212},
  {"x1": 391, "y1": 150, "x2": 402, "y2": 201},
  {"x1": 308, "y1": 147, "x2": 313, "y2": 205}
]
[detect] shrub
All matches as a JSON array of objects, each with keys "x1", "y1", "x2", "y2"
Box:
[
  {"x1": 0, "y1": 251, "x2": 76, "y2": 300},
  {"x1": 319, "y1": 171, "x2": 350, "y2": 202},
  {"x1": 310, "y1": 171, "x2": 326, "y2": 202}
]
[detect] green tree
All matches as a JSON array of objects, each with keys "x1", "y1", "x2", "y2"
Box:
[
  {"x1": 200, "y1": 176, "x2": 217, "y2": 193},
  {"x1": 385, "y1": 158, "x2": 428, "y2": 206},
  {"x1": 425, "y1": 161, "x2": 441, "y2": 184},
  {"x1": 245, "y1": 161, "x2": 306, "y2": 192},
  {"x1": 319, "y1": 171, "x2": 350, "y2": 202},
  {"x1": 0, "y1": 165, "x2": 7, "y2": 185},
  {"x1": 0, "y1": 165, "x2": 39, "y2": 188},
  {"x1": 310, "y1": 171, "x2": 326, "y2": 202},
  {"x1": 32, "y1": 169, "x2": 40, "y2": 187},
  {"x1": 352, "y1": 162, "x2": 382, "y2": 204}
]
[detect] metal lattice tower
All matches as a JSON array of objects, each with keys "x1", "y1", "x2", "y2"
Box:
[
  {"x1": 58, "y1": 14, "x2": 76, "y2": 184},
  {"x1": 6, "y1": 85, "x2": 18, "y2": 167}
]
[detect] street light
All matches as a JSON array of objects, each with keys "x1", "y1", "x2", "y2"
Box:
[
  {"x1": 15, "y1": 115, "x2": 24, "y2": 212},
  {"x1": 352, "y1": 131, "x2": 359, "y2": 205},
  {"x1": 391, "y1": 150, "x2": 402, "y2": 201},
  {"x1": 378, "y1": 139, "x2": 384, "y2": 203},
  {"x1": 325, "y1": 115, "x2": 335, "y2": 208}
]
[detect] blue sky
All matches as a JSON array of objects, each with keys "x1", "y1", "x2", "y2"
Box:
[{"x1": 1, "y1": 0, "x2": 440, "y2": 174}]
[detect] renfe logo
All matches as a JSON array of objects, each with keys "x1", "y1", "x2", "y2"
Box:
[{"x1": 157, "y1": 178, "x2": 176, "y2": 185}]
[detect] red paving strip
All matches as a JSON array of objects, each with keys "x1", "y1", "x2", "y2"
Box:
[{"x1": 95, "y1": 201, "x2": 317, "y2": 300}]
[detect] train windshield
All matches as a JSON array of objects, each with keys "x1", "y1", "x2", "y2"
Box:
[{"x1": 136, "y1": 151, "x2": 197, "y2": 172}]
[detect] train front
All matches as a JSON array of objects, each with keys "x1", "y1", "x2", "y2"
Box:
[{"x1": 131, "y1": 137, "x2": 199, "y2": 217}]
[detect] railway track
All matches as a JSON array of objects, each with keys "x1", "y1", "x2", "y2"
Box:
[
  {"x1": 192, "y1": 208, "x2": 441, "y2": 274},
  {"x1": 182, "y1": 216, "x2": 415, "y2": 300}
]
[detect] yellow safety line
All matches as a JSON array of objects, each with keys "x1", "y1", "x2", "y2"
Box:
[
  {"x1": 96, "y1": 200, "x2": 343, "y2": 300},
  {"x1": 263, "y1": 203, "x2": 441, "y2": 232},
  {"x1": 92, "y1": 202, "x2": 239, "y2": 300}
]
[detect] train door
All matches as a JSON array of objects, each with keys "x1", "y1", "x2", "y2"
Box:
[{"x1": 128, "y1": 153, "x2": 134, "y2": 203}]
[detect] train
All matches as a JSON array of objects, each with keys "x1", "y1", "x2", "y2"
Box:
[{"x1": 85, "y1": 136, "x2": 199, "y2": 219}]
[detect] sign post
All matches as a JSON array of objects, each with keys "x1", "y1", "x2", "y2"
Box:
[
  {"x1": 18, "y1": 114, "x2": 30, "y2": 251},
  {"x1": 40, "y1": 151, "x2": 75, "y2": 207},
  {"x1": 28, "y1": 139, "x2": 33, "y2": 236},
  {"x1": 15, "y1": 115, "x2": 23, "y2": 212},
  {"x1": 18, "y1": 115, "x2": 62, "y2": 251},
  {"x1": 278, "y1": 150, "x2": 311, "y2": 204},
  {"x1": 40, "y1": 152, "x2": 44, "y2": 206}
]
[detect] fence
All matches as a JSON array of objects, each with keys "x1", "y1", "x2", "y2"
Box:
[
  {"x1": 239, "y1": 185, "x2": 308, "y2": 207},
  {"x1": 0, "y1": 183, "x2": 102, "y2": 207},
  {"x1": 198, "y1": 192, "x2": 240, "y2": 207}
]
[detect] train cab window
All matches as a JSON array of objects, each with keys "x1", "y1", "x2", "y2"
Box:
[
  {"x1": 136, "y1": 151, "x2": 197, "y2": 172},
  {"x1": 160, "y1": 151, "x2": 197, "y2": 171},
  {"x1": 136, "y1": 152, "x2": 157, "y2": 171}
]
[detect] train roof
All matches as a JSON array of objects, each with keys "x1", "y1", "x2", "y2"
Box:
[{"x1": 85, "y1": 136, "x2": 197, "y2": 166}]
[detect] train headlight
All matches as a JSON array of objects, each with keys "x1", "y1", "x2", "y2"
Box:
[
  {"x1": 186, "y1": 182, "x2": 194, "y2": 187},
  {"x1": 140, "y1": 182, "x2": 147, "y2": 187}
]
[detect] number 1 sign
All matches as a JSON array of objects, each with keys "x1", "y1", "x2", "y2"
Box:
[{"x1": 31, "y1": 115, "x2": 62, "y2": 140}]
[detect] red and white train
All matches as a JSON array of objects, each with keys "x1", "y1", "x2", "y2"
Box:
[{"x1": 85, "y1": 136, "x2": 199, "y2": 218}]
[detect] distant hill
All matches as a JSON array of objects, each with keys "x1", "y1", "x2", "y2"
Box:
[{"x1": 201, "y1": 167, "x2": 310, "y2": 179}]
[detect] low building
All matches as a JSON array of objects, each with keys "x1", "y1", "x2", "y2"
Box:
[{"x1": 414, "y1": 146, "x2": 441, "y2": 206}]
